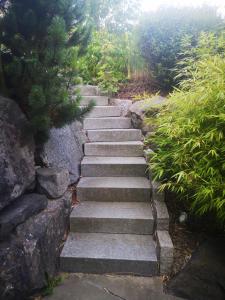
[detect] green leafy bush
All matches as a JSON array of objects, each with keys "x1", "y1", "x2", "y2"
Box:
[
  {"x1": 146, "y1": 32, "x2": 225, "y2": 226},
  {"x1": 79, "y1": 31, "x2": 128, "y2": 93},
  {"x1": 138, "y1": 6, "x2": 223, "y2": 91},
  {"x1": 0, "y1": 0, "x2": 91, "y2": 143}
]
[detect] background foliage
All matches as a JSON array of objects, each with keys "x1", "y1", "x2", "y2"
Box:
[
  {"x1": 78, "y1": 31, "x2": 129, "y2": 93},
  {"x1": 146, "y1": 31, "x2": 225, "y2": 226},
  {"x1": 78, "y1": 0, "x2": 143, "y2": 94},
  {"x1": 137, "y1": 6, "x2": 224, "y2": 91}
]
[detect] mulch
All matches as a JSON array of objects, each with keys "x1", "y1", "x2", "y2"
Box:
[{"x1": 115, "y1": 79, "x2": 160, "y2": 99}]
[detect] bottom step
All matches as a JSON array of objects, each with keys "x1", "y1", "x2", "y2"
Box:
[{"x1": 60, "y1": 233, "x2": 158, "y2": 276}]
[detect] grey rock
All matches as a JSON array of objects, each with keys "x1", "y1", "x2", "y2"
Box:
[
  {"x1": 40, "y1": 121, "x2": 84, "y2": 184},
  {"x1": 110, "y1": 98, "x2": 132, "y2": 117},
  {"x1": 129, "y1": 96, "x2": 167, "y2": 134},
  {"x1": 0, "y1": 193, "x2": 47, "y2": 239},
  {"x1": 0, "y1": 191, "x2": 72, "y2": 300},
  {"x1": 37, "y1": 167, "x2": 70, "y2": 199},
  {"x1": 0, "y1": 96, "x2": 35, "y2": 211},
  {"x1": 178, "y1": 212, "x2": 188, "y2": 224},
  {"x1": 167, "y1": 239, "x2": 225, "y2": 300}
]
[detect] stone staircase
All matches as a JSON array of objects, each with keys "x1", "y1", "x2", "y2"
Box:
[{"x1": 60, "y1": 86, "x2": 159, "y2": 276}]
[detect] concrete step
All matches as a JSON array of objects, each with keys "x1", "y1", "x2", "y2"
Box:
[
  {"x1": 60, "y1": 232, "x2": 158, "y2": 275},
  {"x1": 81, "y1": 96, "x2": 109, "y2": 106},
  {"x1": 77, "y1": 177, "x2": 151, "y2": 202},
  {"x1": 76, "y1": 85, "x2": 100, "y2": 96},
  {"x1": 70, "y1": 201, "x2": 154, "y2": 234},
  {"x1": 81, "y1": 106, "x2": 121, "y2": 118},
  {"x1": 81, "y1": 157, "x2": 147, "y2": 177},
  {"x1": 87, "y1": 129, "x2": 142, "y2": 142},
  {"x1": 83, "y1": 117, "x2": 131, "y2": 130},
  {"x1": 84, "y1": 141, "x2": 143, "y2": 157}
]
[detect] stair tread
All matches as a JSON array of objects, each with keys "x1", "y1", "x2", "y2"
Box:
[
  {"x1": 87, "y1": 128, "x2": 140, "y2": 132},
  {"x1": 79, "y1": 95, "x2": 109, "y2": 106},
  {"x1": 80, "y1": 106, "x2": 121, "y2": 118},
  {"x1": 82, "y1": 95, "x2": 108, "y2": 99},
  {"x1": 71, "y1": 201, "x2": 153, "y2": 220},
  {"x1": 77, "y1": 177, "x2": 150, "y2": 189},
  {"x1": 86, "y1": 141, "x2": 143, "y2": 145},
  {"x1": 81, "y1": 156, "x2": 146, "y2": 165},
  {"x1": 84, "y1": 117, "x2": 131, "y2": 129},
  {"x1": 85, "y1": 117, "x2": 130, "y2": 121},
  {"x1": 61, "y1": 232, "x2": 157, "y2": 262}
]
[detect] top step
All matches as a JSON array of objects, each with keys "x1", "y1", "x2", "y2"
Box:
[
  {"x1": 81, "y1": 96, "x2": 109, "y2": 106},
  {"x1": 75, "y1": 85, "x2": 100, "y2": 96}
]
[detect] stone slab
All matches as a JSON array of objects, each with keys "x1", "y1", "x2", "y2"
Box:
[
  {"x1": 84, "y1": 141, "x2": 143, "y2": 157},
  {"x1": 83, "y1": 117, "x2": 131, "y2": 130},
  {"x1": 77, "y1": 177, "x2": 151, "y2": 202},
  {"x1": 87, "y1": 129, "x2": 142, "y2": 142},
  {"x1": 152, "y1": 181, "x2": 165, "y2": 202},
  {"x1": 81, "y1": 156, "x2": 147, "y2": 177},
  {"x1": 45, "y1": 273, "x2": 183, "y2": 300},
  {"x1": 60, "y1": 232, "x2": 158, "y2": 275},
  {"x1": 156, "y1": 230, "x2": 174, "y2": 275},
  {"x1": 70, "y1": 201, "x2": 154, "y2": 234},
  {"x1": 153, "y1": 200, "x2": 170, "y2": 231}
]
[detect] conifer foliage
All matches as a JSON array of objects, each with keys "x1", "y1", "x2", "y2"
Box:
[{"x1": 0, "y1": 0, "x2": 91, "y2": 143}]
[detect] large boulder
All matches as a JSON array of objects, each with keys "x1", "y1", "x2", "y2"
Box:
[
  {"x1": 0, "y1": 96, "x2": 35, "y2": 211},
  {"x1": 37, "y1": 167, "x2": 70, "y2": 199},
  {"x1": 40, "y1": 121, "x2": 85, "y2": 184},
  {"x1": 110, "y1": 98, "x2": 132, "y2": 117},
  {"x1": 167, "y1": 238, "x2": 225, "y2": 300},
  {"x1": 129, "y1": 96, "x2": 167, "y2": 134},
  {"x1": 0, "y1": 193, "x2": 48, "y2": 240},
  {"x1": 0, "y1": 191, "x2": 72, "y2": 300}
]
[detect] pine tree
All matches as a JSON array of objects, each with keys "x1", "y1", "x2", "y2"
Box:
[{"x1": 0, "y1": 0, "x2": 91, "y2": 143}]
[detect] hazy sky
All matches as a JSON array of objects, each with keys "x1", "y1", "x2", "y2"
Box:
[{"x1": 141, "y1": 0, "x2": 225, "y2": 13}]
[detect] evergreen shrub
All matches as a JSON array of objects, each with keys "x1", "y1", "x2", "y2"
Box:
[{"x1": 0, "y1": 0, "x2": 91, "y2": 143}]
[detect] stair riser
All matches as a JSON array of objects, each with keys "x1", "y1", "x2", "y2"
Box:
[
  {"x1": 77, "y1": 188, "x2": 151, "y2": 202},
  {"x1": 70, "y1": 218, "x2": 154, "y2": 234},
  {"x1": 81, "y1": 164, "x2": 147, "y2": 177},
  {"x1": 84, "y1": 118, "x2": 131, "y2": 130},
  {"x1": 87, "y1": 130, "x2": 142, "y2": 142},
  {"x1": 85, "y1": 144, "x2": 143, "y2": 157},
  {"x1": 60, "y1": 257, "x2": 158, "y2": 276},
  {"x1": 83, "y1": 107, "x2": 121, "y2": 118},
  {"x1": 81, "y1": 96, "x2": 109, "y2": 106}
]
